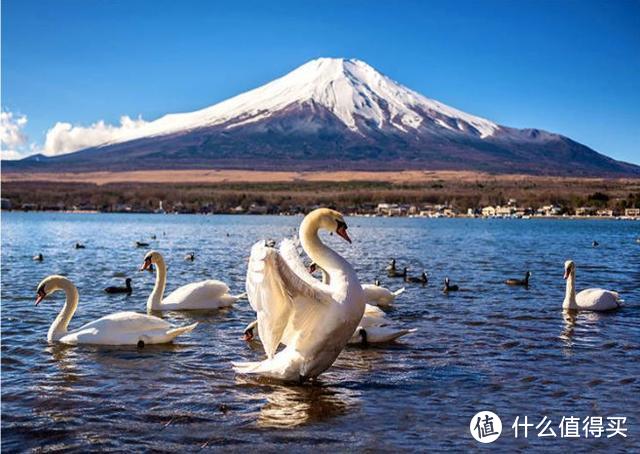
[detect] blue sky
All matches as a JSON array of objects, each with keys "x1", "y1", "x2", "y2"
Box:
[{"x1": 1, "y1": 0, "x2": 639, "y2": 163}]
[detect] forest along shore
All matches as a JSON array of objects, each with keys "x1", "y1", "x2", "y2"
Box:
[{"x1": 1, "y1": 170, "x2": 639, "y2": 216}]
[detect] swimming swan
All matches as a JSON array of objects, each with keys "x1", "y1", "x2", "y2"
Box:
[
  {"x1": 35, "y1": 275, "x2": 197, "y2": 345},
  {"x1": 141, "y1": 251, "x2": 242, "y2": 311},
  {"x1": 233, "y1": 208, "x2": 366, "y2": 382},
  {"x1": 563, "y1": 260, "x2": 622, "y2": 311}
]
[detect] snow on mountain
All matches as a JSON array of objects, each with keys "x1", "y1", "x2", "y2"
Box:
[
  {"x1": 6, "y1": 57, "x2": 639, "y2": 177},
  {"x1": 99, "y1": 58, "x2": 499, "y2": 146}
]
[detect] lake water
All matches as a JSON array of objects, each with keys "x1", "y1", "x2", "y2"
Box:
[{"x1": 1, "y1": 212, "x2": 639, "y2": 452}]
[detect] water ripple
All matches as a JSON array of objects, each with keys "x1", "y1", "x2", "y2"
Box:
[{"x1": 1, "y1": 213, "x2": 639, "y2": 450}]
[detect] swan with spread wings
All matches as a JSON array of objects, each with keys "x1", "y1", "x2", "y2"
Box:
[{"x1": 233, "y1": 208, "x2": 365, "y2": 382}]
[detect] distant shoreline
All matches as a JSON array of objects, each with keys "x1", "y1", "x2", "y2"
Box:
[
  {"x1": 2, "y1": 210, "x2": 638, "y2": 222},
  {"x1": 3, "y1": 171, "x2": 639, "y2": 218},
  {"x1": 3, "y1": 169, "x2": 640, "y2": 185}
]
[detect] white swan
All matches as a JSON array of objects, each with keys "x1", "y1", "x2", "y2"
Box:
[
  {"x1": 241, "y1": 239, "x2": 413, "y2": 349},
  {"x1": 141, "y1": 251, "x2": 242, "y2": 311},
  {"x1": 563, "y1": 260, "x2": 623, "y2": 311},
  {"x1": 35, "y1": 275, "x2": 198, "y2": 345},
  {"x1": 362, "y1": 284, "x2": 405, "y2": 307},
  {"x1": 233, "y1": 208, "x2": 366, "y2": 382}
]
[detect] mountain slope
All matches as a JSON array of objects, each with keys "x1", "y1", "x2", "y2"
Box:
[{"x1": 5, "y1": 58, "x2": 639, "y2": 176}]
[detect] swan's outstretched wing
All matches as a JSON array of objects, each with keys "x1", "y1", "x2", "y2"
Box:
[
  {"x1": 246, "y1": 240, "x2": 334, "y2": 358},
  {"x1": 279, "y1": 238, "x2": 308, "y2": 277},
  {"x1": 279, "y1": 238, "x2": 333, "y2": 292}
]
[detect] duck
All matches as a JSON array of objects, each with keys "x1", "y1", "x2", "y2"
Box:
[
  {"x1": 442, "y1": 277, "x2": 459, "y2": 293},
  {"x1": 74, "y1": 242, "x2": 86, "y2": 249},
  {"x1": 592, "y1": 240, "x2": 599, "y2": 247},
  {"x1": 405, "y1": 271, "x2": 428, "y2": 286},
  {"x1": 136, "y1": 241, "x2": 150, "y2": 248},
  {"x1": 150, "y1": 234, "x2": 157, "y2": 240},
  {"x1": 105, "y1": 278, "x2": 133, "y2": 294},
  {"x1": 35, "y1": 275, "x2": 197, "y2": 345},
  {"x1": 141, "y1": 251, "x2": 242, "y2": 311},
  {"x1": 505, "y1": 271, "x2": 531, "y2": 286},
  {"x1": 563, "y1": 260, "x2": 622, "y2": 311},
  {"x1": 33, "y1": 253, "x2": 44, "y2": 262},
  {"x1": 233, "y1": 208, "x2": 366, "y2": 382},
  {"x1": 184, "y1": 252, "x2": 195, "y2": 261}
]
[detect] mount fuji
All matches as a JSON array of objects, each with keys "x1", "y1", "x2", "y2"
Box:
[{"x1": 6, "y1": 58, "x2": 639, "y2": 176}]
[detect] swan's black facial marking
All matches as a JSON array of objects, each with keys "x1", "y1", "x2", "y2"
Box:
[
  {"x1": 35, "y1": 285, "x2": 47, "y2": 306},
  {"x1": 137, "y1": 340, "x2": 145, "y2": 348},
  {"x1": 140, "y1": 256, "x2": 153, "y2": 272},
  {"x1": 335, "y1": 220, "x2": 351, "y2": 243},
  {"x1": 243, "y1": 326, "x2": 254, "y2": 342}
]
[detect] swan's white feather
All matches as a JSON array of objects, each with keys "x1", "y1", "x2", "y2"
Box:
[
  {"x1": 246, "y1": 240, "x2": 334, "y2": 358},
  {"x1": 359, "y1": 304, "x2": 386, "y2": 326},
  {"x1": 161, "y1": 279, "x2": 233, "y2": 309},
  {"x1": 349, "y1": 326, "x2": 416, "y2": 344},
  {"x1": 575, "y1": 288, "x2": 622, "y2": 311},
  {"x1": 243, "y1": 302, "x2": 413, "y2": 348},
  {"x1": 57, "y1": 311, "x2": 198, "y2": 345},
  {"x1": 239, "y1": 234, "x2": 365, "y2": 380},
  {"x1": 362, "y1": 284, "x2": 405, "y2": 307},
  {"x1": 277, "y1": 238, "x2": 333, "y2": 303},
  {"x1": 278, "y1": 238, "x2": 308, "y2": 278}
]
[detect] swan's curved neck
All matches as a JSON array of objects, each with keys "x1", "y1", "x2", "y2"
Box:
[
  {"x1": 48, "y1": 279, "x2": 79, "y2": 342},
  {"x1": 299, "y1": 213, "x2": 354, "y2": 290},
  {"x1": 564, "y1": 270, "x2": 576, "y2": 309},
  {"x1": 317, "y1": 267, "x2": 330, "y2": 285},
  {"x1": 147, "y1": 255, "x2": 167, "y2": 312}
]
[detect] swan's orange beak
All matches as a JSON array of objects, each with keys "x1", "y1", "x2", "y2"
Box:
[
  {"x1": 140, "y1": 257, "x2": 152, "y2": 272},
  {"x1": 35, "y1": 288, "x2": 46, "y2": 306},
  {"x1": 336, "y1": 223, "x2": 351, "y2": 244}
]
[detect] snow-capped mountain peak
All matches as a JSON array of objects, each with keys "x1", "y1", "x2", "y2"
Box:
[
  {"x1": 7, "y1": 57, "x2": 639, "y2": 177},
  {"x1": 101, "y1": 57, "x2": 499, "y2": 146}
]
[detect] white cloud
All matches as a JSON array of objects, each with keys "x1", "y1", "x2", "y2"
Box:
[
  {"x1": 43, "y1": 115, "x2": 149, "y2": 156},
  {"x1": 1, "y1": 111, "x2": 30, "y2": 160},
  {"x1": 1, "y1": 111, "x2": 150, "y2": 160}
]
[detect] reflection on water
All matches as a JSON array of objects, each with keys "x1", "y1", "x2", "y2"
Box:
[
  {"x1": 2, "y1": 213, "x2": 639, "y2": 451},
  {"x1": 256, "y1": 384, "x2": 358, "y2": 428},
  {"x1": 47, "y1": 343, "x2": 78, "y2": 380}
]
